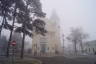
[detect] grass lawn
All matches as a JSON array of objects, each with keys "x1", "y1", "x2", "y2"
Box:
[
  {"x1": 4, "y1": 58, "x2": 42, "y2": 64},
  {"x1": 14, "y1": 59, "x2": 41, "y2": 64}
]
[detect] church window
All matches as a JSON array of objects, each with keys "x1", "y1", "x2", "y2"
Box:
[
  {"x1": 52, "y1": 47, "x2": 54, "y2": 50},
  {"x1": 33, "y1": 44, "x2": 37, "y2": 48},
  {"x1": 47, "y1": 47, "x2": 49, "y2": 50},
  {"x1": 38, "y1": 47, "x2": 39, "y2": 50},
  {"x1": 85, "y1": 49, "x2": 87, "y2": 52},
  {"x1": 40, "y1": 37, "x2": 47, "y2": 43},
  {"x1": 40, "y1": 44, "x2": 47, "y2": 53},
  {"x1": 89, "y1": 48, "x2": 90, "y2": 52},
  {"x1": 93, "y1": 48, "x2": 95, "y2": 52}
]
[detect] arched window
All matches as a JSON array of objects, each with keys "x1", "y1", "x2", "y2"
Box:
[
  {"x1": 93, "y1": 48, "x2": 95, "y2": 53},
  {"x1": 89, "y1": 48, "x2": 90, "y2": 52}
]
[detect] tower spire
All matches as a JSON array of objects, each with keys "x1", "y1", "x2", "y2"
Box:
[{"x1": 50, "y1": 10, "x2": 60, "y2": 22}]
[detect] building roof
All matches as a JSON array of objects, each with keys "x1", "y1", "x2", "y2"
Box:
[{"x1": 84, "y1": 40, "x2": 96, "y2": 46}]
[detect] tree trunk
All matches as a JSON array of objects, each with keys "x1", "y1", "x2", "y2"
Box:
[
  {"x1": 20, "y1": 3, "x2": 28, "y2": 59},
  {"x1": 62, "y1": 35, "x2": 64, "y2": 55},
  {"x1": 80, "y1": 40, "x2": 83, "y2": 53},
  {"x1": 74, "y1": 41, "x2": 77, "y2": 55},
  {"x1": 0, "y1": 16, "x2": 5, "y2": 37},
  {"x1": 6, "y1": 5, "x2": 17, "y2": 57},
  {"x1": 0, "y1": 11, "x2": 6, "y2": 37},
  {"x1": 20, "y1": 33, "x2": 25, "y2": 59}
]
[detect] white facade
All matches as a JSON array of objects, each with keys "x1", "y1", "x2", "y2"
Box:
[
  {"x1": 32, "y1": 12, "x2": 63, "y2": 56},
  {"x1": 84, "y1": 40, "x2": 96, "y2": 55}
]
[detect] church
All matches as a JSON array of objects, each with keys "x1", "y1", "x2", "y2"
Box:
[{"x1": 32, "y1": 11, "x2": 63, "y2": 56}]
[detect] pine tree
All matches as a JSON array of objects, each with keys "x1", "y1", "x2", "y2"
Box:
[
  {"x1": 0, "y1": 0, "x2": 46, "y2": 58},
  {"x1": 15, "y1": 0, "x2": 46, "y2": 59},
  {"x1": 0, "y1": 0, "x2": 14, "y2": 36}
]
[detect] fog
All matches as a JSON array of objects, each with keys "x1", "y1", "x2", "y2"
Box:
[
  {"x1": 1, "y1": 0, "x2": 96, "y2": 48},
  {"x1": 41, "y1": 0, "x2": 96, "y2": 40}
]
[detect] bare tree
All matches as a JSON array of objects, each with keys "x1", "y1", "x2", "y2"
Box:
[{"x1": 67, "y1": 28, "x2": 88, "y2": 55}]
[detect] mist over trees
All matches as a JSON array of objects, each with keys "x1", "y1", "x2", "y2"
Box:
[{"x1": 67, "y1": 28, "x2": 88, "y2": 55}]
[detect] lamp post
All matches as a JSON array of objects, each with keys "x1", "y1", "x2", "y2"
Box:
[
  {"x1": 11, "y1": 40, "x2": 16, "y2": 64},
  {"x1": 62, "y1": 34, "x2": 64, "y2": 55}
]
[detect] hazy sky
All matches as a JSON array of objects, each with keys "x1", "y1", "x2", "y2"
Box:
[{"x1": 41, "y1": 0, "x2": 96, "y2": 40}]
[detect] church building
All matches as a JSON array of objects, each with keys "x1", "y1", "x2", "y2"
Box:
[{"x1": 32, "y1": 11, "x2": 63, "y2": 56}]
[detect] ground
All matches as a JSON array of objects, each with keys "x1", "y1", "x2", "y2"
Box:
[
  {"x1": 32, "y1": 55, "x2": 96, "y2": 64},
  {"x1": 0, "y1": 56, "x2": 41, "y2": 64},
  {"x1": 0, "y1": 55, "x2": 96, "y2": 64}
]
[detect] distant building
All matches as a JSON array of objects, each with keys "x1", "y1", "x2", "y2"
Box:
[
  {"x1": 84, "y1": 40, "x2": 96, "y2": 55},
  {"x1": 32, "y1": 11, "x2": 63, "y2": 56}
]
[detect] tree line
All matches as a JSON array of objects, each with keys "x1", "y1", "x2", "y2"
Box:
[
  {"x1": 67, "y1": 27, "x2": 88, "y2": 55},
  {"x1": 0, "y1": 0, "x2": 46, "y2": 59}
]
